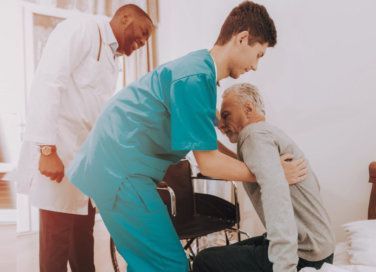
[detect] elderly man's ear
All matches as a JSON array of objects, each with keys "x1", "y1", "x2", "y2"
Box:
[{"x1": 244, "y1": 102, "x2": 254, "y2": 117}]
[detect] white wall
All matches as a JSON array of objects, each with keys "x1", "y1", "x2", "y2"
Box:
[
  {"x1": 0, "y1": 1, "x2": 30, "y2": 225},
  {"x1": 157, "y1": 0, "x2": 376, "y2": 241},
  {"x1": 0, "y1": 0, "x2": 25, "y2": 164}
]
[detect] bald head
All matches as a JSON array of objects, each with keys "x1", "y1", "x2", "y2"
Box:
[
  {"x1": 110, "y1": 4, "x2": 154, "y2": 56},
  {"x1": 113, "y1": 4, "x2": 153, "y2": 24}
]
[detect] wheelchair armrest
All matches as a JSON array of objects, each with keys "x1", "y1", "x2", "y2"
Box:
[
  {"x1": 192, "y1": 175, "x2": 239, "y2": 202},
  {"x1": 157, "y1": 182, "x2": 177, "y2": 217},
  {"x1": 192, "y1": 175, "x2": 241, "y2": 223},
  {"x1": 193, "y1": 174, "x2": 240, "y2": 194}
]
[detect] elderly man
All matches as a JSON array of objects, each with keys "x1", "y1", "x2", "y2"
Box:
[
  {"x1": 193, "y1": 83, "x2": 335, "y2": 272},
  {"x1": 16, "y1": 4, "x2": 153, "y2": 272}
]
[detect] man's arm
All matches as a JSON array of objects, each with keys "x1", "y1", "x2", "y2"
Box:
[
  {"x1": 195, "y1": 148, "x2": 308, "y2": 184},
  {"x1": 194, "y1": 150, "x2": 255, "y2": 182},
  {"x1": 241, "y1": 132, "x2": 299, "y2": 272}
]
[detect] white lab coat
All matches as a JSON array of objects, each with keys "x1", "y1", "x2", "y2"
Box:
[{"x1": 15, "y1": 15, "x2": 119, "y2": 215}]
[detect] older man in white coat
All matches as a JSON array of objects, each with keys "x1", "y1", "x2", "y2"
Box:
[{"x1": 15, "y1": 4, "x2": 153, "y2": 272}]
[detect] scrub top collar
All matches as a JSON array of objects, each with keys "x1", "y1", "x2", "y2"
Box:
[{"x1": 208, "y1": 50, "x2": 220, "y2": 87}]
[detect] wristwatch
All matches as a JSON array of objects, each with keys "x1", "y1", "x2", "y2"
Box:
[{"x1": 40, "y1": 145, "x2": 56, "y2": 156}]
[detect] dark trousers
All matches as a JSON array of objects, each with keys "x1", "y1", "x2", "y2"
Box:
[
  {"x1": 193, "y1": 235, "x2": 333, "y2": 272},
  {"x1": 39, "y1": 201, "x2": 96, "y2": 272}
]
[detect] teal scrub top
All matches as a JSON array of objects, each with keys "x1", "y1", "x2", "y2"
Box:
[{"x1": 67, "y1": 49, "x2": 218, "y2": 205}]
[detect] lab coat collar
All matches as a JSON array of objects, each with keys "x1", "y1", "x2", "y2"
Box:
[{"x1": 96, "y1": 16, "x2": 119, "y2": 56}]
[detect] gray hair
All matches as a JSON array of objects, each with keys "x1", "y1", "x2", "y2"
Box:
[{"x1": 223, "y1": 83, "x2": 266, "y2": 115}]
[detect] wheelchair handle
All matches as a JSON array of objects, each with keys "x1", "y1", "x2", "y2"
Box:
[{"x1": 157, "y1": 183, "x2": 177, "y2": 217}]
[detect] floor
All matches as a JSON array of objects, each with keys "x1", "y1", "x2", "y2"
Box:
[
  {"x1": 0, "y1": 223, "x2": 17, "y2": 271},
  {"x1": 0, "y1": 219, "x2": 127, "y2": 272}
]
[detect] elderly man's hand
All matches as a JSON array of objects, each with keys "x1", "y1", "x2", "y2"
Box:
[{"x1": 280, "y1": 154, "x2": 308, "y2": 185}]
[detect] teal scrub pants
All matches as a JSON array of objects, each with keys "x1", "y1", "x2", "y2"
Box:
[{"x1": 97, "y1": 176, "x2": 188, "y2": 272}]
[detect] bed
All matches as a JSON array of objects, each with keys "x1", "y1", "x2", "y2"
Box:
[{"x1": 300, "y1": 162, "x2": 376, "y2": 272}]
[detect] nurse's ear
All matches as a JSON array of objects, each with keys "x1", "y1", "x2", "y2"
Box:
[{"x1": 236, "y1": 31, "x2": 250, "y2": 47}]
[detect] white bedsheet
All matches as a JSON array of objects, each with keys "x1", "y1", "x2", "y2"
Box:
[
  {"x1": 300, "y1": 242, "x2": 376, "y2": 272},
  {"x1": 300, "y1": 263, "x2": 376, "y2": 272}
]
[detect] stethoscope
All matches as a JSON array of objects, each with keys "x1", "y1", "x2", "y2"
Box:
[
  {"x1": 96, "y1": 26, "x2": 117, "y2": 62},
  {"x1": 96, "y1": 25, "x2": 103, "y2": 61}
]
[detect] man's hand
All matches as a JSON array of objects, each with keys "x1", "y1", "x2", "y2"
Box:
[
  {"x1": 280, "y1": 153, "x2": 307, "y2": 185},
  {"x1": 39, "y1": 152, "x2": 65, "y2": 183}
]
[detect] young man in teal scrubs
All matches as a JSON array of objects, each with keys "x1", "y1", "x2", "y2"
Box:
[{"x1": 68, "y1": 2, "x2": 306, "y2": 271}]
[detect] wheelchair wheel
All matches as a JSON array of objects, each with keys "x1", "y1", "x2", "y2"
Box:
[
  {"x1": 110, "y1": 238, "x2": 120, "y2": 272},
  {"x1": 110, "y1": 238, "x2": 127, "y2": 272}
]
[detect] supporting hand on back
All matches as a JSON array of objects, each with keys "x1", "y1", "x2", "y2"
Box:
[{"x1": 280, "y1": 153, "x2": 308, "y2": 185}]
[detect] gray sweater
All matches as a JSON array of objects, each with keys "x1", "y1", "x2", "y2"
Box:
[{"x1": 237, "y1": 121, "x2": 335, "y2": 272}]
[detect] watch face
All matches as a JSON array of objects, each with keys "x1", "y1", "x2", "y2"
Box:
[{"x1": 41, "y1": 146, "x2": 52, "y2": 156}]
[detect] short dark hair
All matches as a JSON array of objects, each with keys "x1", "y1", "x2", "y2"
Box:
[
  {"x1": 114, "y1": 4, "x2": 153, "y2": 25},
  {"x1": 215, "y1": 1, "x2": 277, "y2": 47}
]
